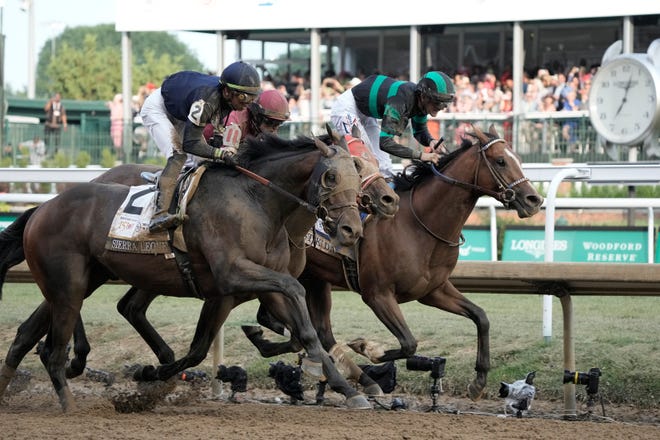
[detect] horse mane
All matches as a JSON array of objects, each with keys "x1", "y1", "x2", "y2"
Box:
[
  {"x1": 237, "y1": 133, "x2": 319, "y2": 167},
  {"x1": 392, "y1": 136, "x2": 478, "y2": 191}
]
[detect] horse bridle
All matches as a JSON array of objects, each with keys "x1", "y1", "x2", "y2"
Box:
[
  {"x1": 409, "y1": 137, "x2": 529, "y2": 246},
  {"x1": 430, "y1": 137, "x2": 529, "y2": 208},
  {"x1": 308, "y1": 145, "x2": 361, "y2": 235},
  {"x1": 345, "y1": 135, "x2": 387, "y2": 213}
]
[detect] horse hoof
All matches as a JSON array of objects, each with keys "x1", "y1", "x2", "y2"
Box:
[
  {"x1": 346, "y1": 394, "x2": 371, "y2": 409},
  {"x1": 363, "y1": 384, "x2": 384, "y2": 397},
  {"x1": 133, "y1": 365, "x2": 156, "y2": 381},
  {"x1": 467, "y1": 383, "x2": 485, "y2": 401}
]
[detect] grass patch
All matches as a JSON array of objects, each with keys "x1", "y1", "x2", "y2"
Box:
[{"x1": 1, "y1": 284, "x2": 658, "y2": 408}]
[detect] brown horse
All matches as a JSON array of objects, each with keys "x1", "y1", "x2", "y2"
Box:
[
  {"x1": 0, "y1": 131, "x2": 398, "y2": 402},
  {"x1": 0, "y1": 131, "x2": 371, "y2": 411},
  {"x1": 87, "y1": 132, "x2": 398, "y2": 385},
  {"x1": 247, "y1": 124, "x2": 544, "y2": 400}
]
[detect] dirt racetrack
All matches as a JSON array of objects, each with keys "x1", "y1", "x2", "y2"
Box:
[{"x1": 1, "y1": 375, "x2": 658, "y2": 440}]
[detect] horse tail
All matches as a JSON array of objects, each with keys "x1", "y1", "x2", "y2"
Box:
[{"x1": 0, "y1": 207, "x2": 37, "y2": 297}]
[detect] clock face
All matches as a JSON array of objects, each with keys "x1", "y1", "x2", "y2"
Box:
[{"x1": 589, "y1": 55, "x2": 660, "y2": 145}]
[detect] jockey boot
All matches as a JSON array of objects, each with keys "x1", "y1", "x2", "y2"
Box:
[{"x1": 149, "y1": 153, "x2": 187, "y2": 233}]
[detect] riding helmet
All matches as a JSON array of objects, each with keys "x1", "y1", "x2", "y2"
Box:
[
  {"x1": 416, "y1": 71, "x2": 455, "y2": 103},
  {"x1": 220, "y1": 61, "x2": 261, "y2": 95},
  {"x1": 250, "y1": 89, "x2": 291, "y2": 121}
]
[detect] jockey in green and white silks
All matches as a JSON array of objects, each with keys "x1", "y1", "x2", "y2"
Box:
[{"x1": 330, "y1": 71, "x2": 455, "y2": 179}]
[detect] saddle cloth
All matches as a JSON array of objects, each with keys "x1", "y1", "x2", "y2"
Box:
[
  {"x1": 304, "y1": 218, "x2": 356, "y2": 260},
  {"x1": 304, "y1": 218, "x2": 363, "y2": 292},
  {"x1": 104, "y1": 166, "x2": 207, "y2": 255}
]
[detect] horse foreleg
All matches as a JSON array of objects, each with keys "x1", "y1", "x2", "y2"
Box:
[
  {"x1": 226, "y1": 260, "x2": 369, "y2": 409},
  {"x1": 241, "y1": 303, "x2": 303, "y2": 357},
  {"x1": 133, "y1": 297, "x2": 235, "y2": 382},
  {"x1": 256, "y1": 290, "x2": 368, "y2": 409},
  {"x1": 0, "y1": 301, "x2": 51, "y2": 398},
  {"x1": 353, "y1": 292, "x2": 418, "y2": 362},
  {"x1": 418, "y1": 282, "x2": 490, "y2": 401},
  {"x1": 117, "y1": 287, "x2": 175, "y2": 364},
  {"x1": 303, "y1": 278, "x2": 384, "y2": 397}
]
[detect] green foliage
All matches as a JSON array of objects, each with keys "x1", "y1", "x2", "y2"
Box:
[
  {"x1": 35, "y1": 24, "x2": 205, "y2": 100},
  {"x1": 42, "y1": 152, "x2": 71, "y2": 168},
  {"x1": 100, "y1": 148, "x2": 116, "y2": 168},
  {"x1": 569, "y1": 184, "x2": 660, "y2": 198},
  {"x1": 75, "y1": 151, "x2": 92, "y2": 168},
  {"x1": 16, "y1": 147, "x2": 30, "y2": 167}
]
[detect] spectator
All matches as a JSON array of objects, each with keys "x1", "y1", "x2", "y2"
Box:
[
  {"x1": 561, "y1": 89, "x2": 582, "y2": 152},
  {"x1": 106, "y1": 94, "x2": 124, "y2": 160},
  {"x1": 19, "y1": 135, "x2": 46, "y2": 166},
  {"x1": 538, "y1": 94, "x2": 559, "y2": 153},
  {"x1": 44, "y1": 92, "x2": 67, "y2": 156}
]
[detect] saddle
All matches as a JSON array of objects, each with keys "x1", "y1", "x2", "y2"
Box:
[{"x1": 104, "y1": 166, "x2": 207, "y2": 256}]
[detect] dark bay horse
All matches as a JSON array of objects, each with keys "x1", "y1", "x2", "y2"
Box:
[
  {"x1": 247, "y1": 125, "x2": 544, "y2": 400},
  {"x1": 0, "y1": 132, "x2": 371, "y2": 411},
  {"x1": 86, "y1": 132, "x2": 398, "y2": 385}
]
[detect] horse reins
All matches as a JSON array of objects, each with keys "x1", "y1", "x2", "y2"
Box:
[
  {"x1": 346, "y1": 135, "x2": 387, "y2": 211},
  {"x1": 430, "y1": 137, "x2": 529, "y2": 207},
  {"x1": 233, "y1": 146, "x2": 360, "y2": 222},
  {"x1": 234, "y1": 165, "x2": 318, "y2": 214}
]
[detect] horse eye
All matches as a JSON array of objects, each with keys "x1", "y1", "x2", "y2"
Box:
[
  {"x1": 322, "y1": 171, "x2": 338, "y2": 187},
  {"x1": 496, "y1": 157, "x2": 506, "y2": 166}
]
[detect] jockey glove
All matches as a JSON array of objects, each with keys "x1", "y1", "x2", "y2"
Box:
[{"x1": 214, "y1": 146, "x2": 238, "y2": 166}]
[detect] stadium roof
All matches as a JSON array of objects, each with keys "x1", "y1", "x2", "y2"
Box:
[{"x1": 115, "y1": 0, "x2": 659, "y2": 33}]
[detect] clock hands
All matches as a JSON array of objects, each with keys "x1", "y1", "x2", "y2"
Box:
[{"x1": 614, "y1": 74, "x2": 633, "y2": 118}]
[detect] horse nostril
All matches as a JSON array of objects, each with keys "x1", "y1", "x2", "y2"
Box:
[
  {"x1": 528, "y1": 194, "x2": 544, "y2": 206},
  {"x1": 341, "y1": 225, "x2": 362, "y2": 240}
]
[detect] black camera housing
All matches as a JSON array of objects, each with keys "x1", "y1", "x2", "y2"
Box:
[
  {"x1": 563, "y1": 367, "x2": 601, "y2": 395},
  {"x1": 406, "y1": 355, "x2": 446, "y2": 379}
]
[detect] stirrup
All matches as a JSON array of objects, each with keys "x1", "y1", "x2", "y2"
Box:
[
  {"x1": 141, "y1": 171, "x2": 161, "y2": 184},
  {"x1": 149, "y1": 213, "x2": 182, "y2": 233}
]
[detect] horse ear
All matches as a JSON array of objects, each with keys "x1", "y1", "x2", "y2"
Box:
[
  {"x1": 315, "y1": 137, "x2": 332, "y2": 157},
  {"x1": 352, "y1": 156, "x2": 364, "y2": 175},
  {"x1": 471, "y1": 124, "x2": 488, "y2": 144},
  {"x1": 326, "y1": 122, "x2": 341, "y2": 144},
  {"x1": 351, "y1": 124, "x2": 361, "y2": 140},
  {"x1": 488, "y1": 124, "x2": 499, "y2": 137}
]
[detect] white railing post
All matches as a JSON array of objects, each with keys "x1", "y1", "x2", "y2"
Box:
[{"x1": 543, "y1": 167, "x2": 590, "y2": 343}]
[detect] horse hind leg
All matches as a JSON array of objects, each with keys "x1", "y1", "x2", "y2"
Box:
[
  {"x1": 66, "y1": 315, "x2": 91, "y2": 379},
  {"x1": 41, "y1": 283, "x2": 85, "y2": 412},
  {"x1": 0, "y1": 301, "x2": 51, "y2": 398},
  {"x1": 117, "y1": 286, "x2": 175, "y2": 364}
]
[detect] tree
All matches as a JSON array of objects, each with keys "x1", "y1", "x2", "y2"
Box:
[{"x1": 35, "y1": 24, "x2": 205, "y2": 100}]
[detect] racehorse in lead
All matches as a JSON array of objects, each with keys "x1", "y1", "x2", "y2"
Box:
[
  {"x1": 0, "y1": 129, "x2": 373, "y2": 411},
  {"x1": 248, "y1": 124, "x2": 544, "y2": 400}
]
